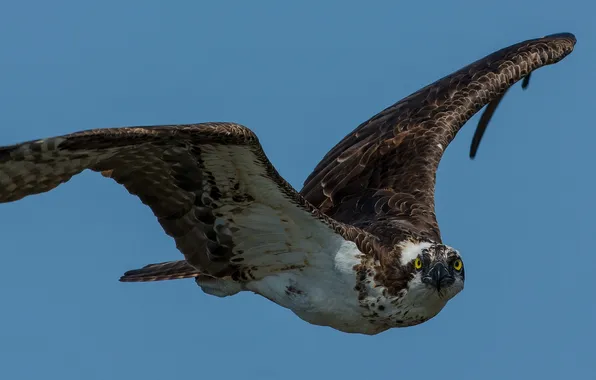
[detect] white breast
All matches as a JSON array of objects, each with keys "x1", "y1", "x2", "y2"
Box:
[{"x1": 246, "y1": 237, "x2": 383, "y2": 334}]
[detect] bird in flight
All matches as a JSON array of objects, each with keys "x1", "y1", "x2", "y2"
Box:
[{"x1": 0, "y1": 33, "x2": 575, "y2": 335}]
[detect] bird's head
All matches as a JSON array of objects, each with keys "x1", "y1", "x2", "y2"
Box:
[{"x1": 398, "y1": 240, "x2": 465, "y2": 302}]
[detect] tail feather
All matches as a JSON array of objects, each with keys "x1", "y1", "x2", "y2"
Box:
[{"x1": 120, "y1": 260, "x2": 200, "y2": 282}]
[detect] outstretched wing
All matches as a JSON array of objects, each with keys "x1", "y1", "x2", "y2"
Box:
[
  {"x1": 0, "y1": 123, "x2": 372, "y2": 280},
  {"x1": 300, "y1": 33, "x2": 575, "y2": 244}
]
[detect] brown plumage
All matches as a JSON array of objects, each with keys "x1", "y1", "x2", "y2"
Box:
[
  {"x1": 300, "y1": 33, "x2": 575, "y2": 246},
  {"x1": 0, "y1": 33, "x2": 575, "y2": 333},
  {"x1": 0, "y1": 124, "x2": 377, "y2": 283}
]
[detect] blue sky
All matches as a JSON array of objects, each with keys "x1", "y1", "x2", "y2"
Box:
[{"x1": 0, "y1": 1, "x2": 593, "y2": 379}]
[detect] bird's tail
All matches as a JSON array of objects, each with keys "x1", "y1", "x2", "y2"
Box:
[{"x1": 119, "y1": 260, "x2": 200, "y2": 282}]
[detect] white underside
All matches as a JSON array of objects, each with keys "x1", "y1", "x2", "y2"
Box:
[
  {"x1": 245, "y1": 238, "x2": 380, "y2": 334},
  {"x1": 199, "y1": 238, "x2": 456, "y2": 334}
]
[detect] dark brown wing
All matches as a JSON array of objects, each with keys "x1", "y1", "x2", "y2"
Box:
[
  {"x1": 0, "y1": 123, "x2": 377, "y2": 280},
  {"x1": 300, "y1": 33, "x2": 575, "y2": 244}
]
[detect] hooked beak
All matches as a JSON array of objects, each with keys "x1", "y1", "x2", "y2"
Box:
[{"x1": 422, "y1": 262, "x2": 454, "y2": 291}]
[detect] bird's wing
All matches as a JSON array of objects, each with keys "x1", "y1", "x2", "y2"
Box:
[
  {"x1": 300, "y1": 33, "x2": 575, "y2": 244},
  {"x1": 0, "y1": 123, "x2": 378, "y2": 280}
]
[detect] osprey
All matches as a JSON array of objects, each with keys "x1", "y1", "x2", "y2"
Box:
[{"x1": 0, "y1": 33, "x2": 575, "y2": 335}]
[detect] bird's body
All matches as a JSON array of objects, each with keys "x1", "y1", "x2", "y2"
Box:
[
  {"x1": 199, "y1": 237, "x2": 453, "y2": 335},
  {"x1": 0, "y1": 33, "x2": 576, "y2": 334}
]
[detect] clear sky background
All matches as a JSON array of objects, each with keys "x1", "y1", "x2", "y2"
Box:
[{"x1": 0, "y1": 1, "x2": 593, "y2": 379}]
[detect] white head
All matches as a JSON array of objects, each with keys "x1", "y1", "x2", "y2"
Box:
[{"x1": 398, "y1": 240, "x2": 465, "y2": 302}]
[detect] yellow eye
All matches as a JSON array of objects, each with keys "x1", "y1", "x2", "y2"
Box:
[
  {"x1": 453, "y1": 259, "x2": 463, "y2": 271},
  {"x1": 414, "y1": 258, "x2": 422, "y2": 270}
]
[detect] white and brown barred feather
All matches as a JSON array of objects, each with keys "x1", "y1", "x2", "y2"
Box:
[
  {"x1": 0, "y1": 33, "x2": 575, "y2": 284},
  {"x1": 0, "y1": 123, "x2": 381, "y2": 282}
]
